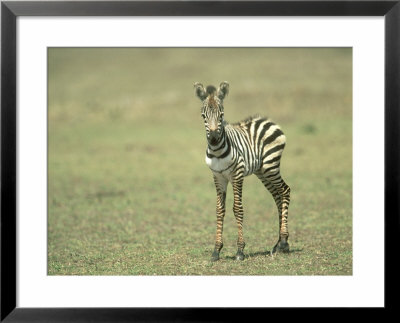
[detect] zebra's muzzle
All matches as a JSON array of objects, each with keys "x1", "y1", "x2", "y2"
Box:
[{"x1": 208, "y1": 130, "x2": 219, "y2": 146}]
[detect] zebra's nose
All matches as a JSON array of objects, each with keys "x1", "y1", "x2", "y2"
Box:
[{"x1": 209, "y1": 130, "x2": 219, "y2": 145}]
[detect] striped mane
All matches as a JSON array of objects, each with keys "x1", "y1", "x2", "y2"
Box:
[{"x1": 206, "y1": 85, "x2": 218, "y2": 109}]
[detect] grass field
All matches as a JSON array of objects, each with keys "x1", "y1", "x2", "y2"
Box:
[{"x1": 48, "y1": 48, "x2": 352, "y2": 275}]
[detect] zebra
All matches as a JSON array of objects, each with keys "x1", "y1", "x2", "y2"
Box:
[{"x1": 194, "y1": 81, "x2": 291, "y2": 261}]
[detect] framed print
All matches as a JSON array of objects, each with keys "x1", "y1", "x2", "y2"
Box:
[{"x1": 1, "y1": 0, "x2": 399, "y2": 321}]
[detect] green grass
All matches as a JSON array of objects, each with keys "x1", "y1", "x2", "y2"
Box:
[{"x1": 48, "y1": 48, "x2": 352, "y2": 275}]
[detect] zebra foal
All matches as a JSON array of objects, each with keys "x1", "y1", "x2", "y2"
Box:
[{"x1": 194, "y1": 81, "x2": 291, "y2": 261}]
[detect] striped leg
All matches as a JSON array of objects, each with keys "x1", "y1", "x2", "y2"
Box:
[
  {"x1": 257, "y1": 170, "x2": 290, "y2": 254},
  {"x1": 232, "y1": 176, "x2": 246, "y2": 261},
  {"x1": 211, "y1": 175, "x2": 228, "y2": 261}
]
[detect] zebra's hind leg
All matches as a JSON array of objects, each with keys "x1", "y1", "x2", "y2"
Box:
[
  {"x1": 232, "y1": 176, "x2": 245, "y2": 261},
  {"x1": 257, "y1": 170, "x2": 290, "y2": 254},
  {"x1": 211, "y1": 174, "x2": 228, "y2": 262}
]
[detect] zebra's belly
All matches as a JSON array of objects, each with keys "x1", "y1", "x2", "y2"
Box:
[{"x1": 205, "y1": 154, "x2": 235, "y2": 178}]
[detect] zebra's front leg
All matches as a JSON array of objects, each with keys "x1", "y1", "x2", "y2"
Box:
[
  {"x1": 232, "y1": 177, "x2": 245, "y2": 261},
  {"x1": 211, "y1": 175, "x2": 228, "y2": 262}
]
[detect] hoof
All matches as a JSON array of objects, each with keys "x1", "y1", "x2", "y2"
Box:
[
  {"x1": 235, "y1": 250, "x2": 245, "y2": 261},
  {"x1": 211, "y1": 251, "x2": 220, "y2": 262},
  {"x1": 272, "y1": 240, "x2": 290, "y2": 254}
]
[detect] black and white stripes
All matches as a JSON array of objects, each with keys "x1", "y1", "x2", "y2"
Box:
[{"x1": 194, "y1": 82, "x2": 291, "y2": 261}]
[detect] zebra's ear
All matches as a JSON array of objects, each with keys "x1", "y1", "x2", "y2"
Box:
[
  {"x1": 217, "y1": 81, "x2": 229, "y2": 101},
  {"x1": 194, "y1": 82, "x2": 207, "y2": 101}
]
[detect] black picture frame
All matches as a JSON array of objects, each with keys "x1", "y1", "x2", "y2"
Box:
[{"x1": 1, "y1": 1, "x2": 399, "y2": 321}]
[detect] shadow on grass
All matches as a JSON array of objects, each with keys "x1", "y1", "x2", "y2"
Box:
[{"x1": 221, "y1": 248, "x2": 304, "y2": 260}]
